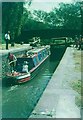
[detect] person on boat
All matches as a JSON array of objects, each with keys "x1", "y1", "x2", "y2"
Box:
[
  {"x1": 8, "y1": 52, "x2": 17, "y2": 72},
  {"x1": 22, "y1": 61, "x2": 29, "y2": 73}
]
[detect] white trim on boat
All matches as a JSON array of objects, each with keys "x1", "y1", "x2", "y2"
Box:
[{"x1": 17, "y1": 73, "x2": 30, "y2": 79}]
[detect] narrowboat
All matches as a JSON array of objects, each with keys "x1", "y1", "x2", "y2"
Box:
[{"x1": 6, "y1": 45, "x2": 51, "y2": 84}]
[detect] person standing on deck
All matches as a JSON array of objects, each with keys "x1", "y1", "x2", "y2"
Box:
[
  {"x1": 5, "y1": 31, "x2": 10, "y2": 50},
  {"x1": 8, "y1": 52, "x2": 17, "y2": 73}
]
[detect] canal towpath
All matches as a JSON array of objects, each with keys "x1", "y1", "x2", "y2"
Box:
[
  {"x1": 29, "y1": 47, "x2": 81, "y2": 118},
  {"x1": 0, "y1": 44, "x2": 32, "y2": 55}
]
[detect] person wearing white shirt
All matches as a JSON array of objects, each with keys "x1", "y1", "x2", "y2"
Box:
[
  {"x1": 22, "y1": 61, "x2": 29, "y2": 73},
  {"x1": 5, "y1": 31, "x2": 10, "y2": 49}
]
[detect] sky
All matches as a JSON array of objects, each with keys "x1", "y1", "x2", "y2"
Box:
[{"x1": 25, "y1": 0, "x2": 81, "y2": 12}]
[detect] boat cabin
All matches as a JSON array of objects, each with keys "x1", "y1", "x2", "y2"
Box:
[{"x1": 16, "y1": 46, "x2": 50, "y2": 73}]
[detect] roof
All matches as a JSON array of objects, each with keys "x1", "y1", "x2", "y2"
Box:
[{"x1": 28, "y1": 45, "x2": 50, "y2": 54}]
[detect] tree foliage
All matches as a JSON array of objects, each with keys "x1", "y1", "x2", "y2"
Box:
[
  {"x1": 2, "y1": 2, "x2": 23, "y2": 41},
  {"x1": 56, "y1": 2, "x2": 81, "y2": 29},
  {"x1": 2, "y1": 1, "x2": 81, "y2": 43},
  {"x1": 26, "y1": 2, "x2": 81, "y2": 30}
]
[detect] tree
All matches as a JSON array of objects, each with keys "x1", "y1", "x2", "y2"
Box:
[
  {"x1": 2, "y1": 2, "x2": 23, "y2": 42},
  {"x1": 30, "y1": 2, "x2": 81, "y2": 30},
  {"x1": 51, "y1": 2, "x2": 81, "y2": 29}
]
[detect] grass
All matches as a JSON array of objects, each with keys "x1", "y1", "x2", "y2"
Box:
[
  {"x1": 70, "y1": 79, "x2": 81, "y2": 94},
  {"x1": 70, "y1": 79, "x2": 81, "y2": 107},
  {"x1": 75, "y1": 96, "x2": 81, "y2": 108}
]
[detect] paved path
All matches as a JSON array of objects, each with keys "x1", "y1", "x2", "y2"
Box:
[
  {"x1": 29, "y1": 47, "x2": 81, "y2": 118},
  {"x1": 0, "y1": 44, "x2": 32, "y2": 55}
]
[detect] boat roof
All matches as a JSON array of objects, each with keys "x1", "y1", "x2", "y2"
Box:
[
  {"x1": 17, "y1": 45, "x2": 50, "y2": 59},
  {"x1": 28, "y1": 45, "x2": 50, "y2": 54}
]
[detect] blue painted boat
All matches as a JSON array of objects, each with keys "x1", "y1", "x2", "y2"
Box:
[{"x1": 6, "y1": 45, "x2": 51, "y2": 84}]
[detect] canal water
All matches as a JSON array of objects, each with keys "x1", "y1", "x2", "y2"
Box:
[{"x1": 2, "y1": 47, "x2": 66, "y2": 119}]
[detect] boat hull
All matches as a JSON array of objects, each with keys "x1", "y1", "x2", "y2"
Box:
[
  {"x1": 3, "y1": 45, "x2": 51, "y2": 86},
  {"x1": 30, "y1": 55, "x2": 50, "y2": 80},
  {"x1": 3, "y1": 54, "x2": 50, "y2": 86},
  {"x1": 16, "y1": 73, "x2": 31, "y2": 84},
  {"x1": 17, "y1": 76, "x2": 30, "y2": 83}
]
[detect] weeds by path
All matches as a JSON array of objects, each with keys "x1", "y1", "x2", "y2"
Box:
[{"x1": 70, "y1": 79, "x2": 81, "y2": 108}]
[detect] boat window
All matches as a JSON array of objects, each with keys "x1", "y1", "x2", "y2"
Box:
[
  {"x1": 44, "y1": 49, "x2": 47, "y2": 56},
  {"x1": 42, "y1": 51, "x2": 44, "y2": 58},
  {"x1": 38, "y1": 53, "x2": 43, "y2": 61},
  {"x1": 44, "y1": 50, "x2": 46, "y2": 57},
  {"x1": 41, "y1": 50, "x2": 44, "y2": 58},
  {"x1": 43, "y1": 49, "x2": 46, "y2": 57},
  {"x1": 33, "y1": 56, "x2": 38, "y2": 66}
]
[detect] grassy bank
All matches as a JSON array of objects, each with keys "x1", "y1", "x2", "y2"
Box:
[
  {"x1": 70, "y1": 80, "x2": 81, "y2": 94},
  {"x1": 70, "y1": 79, "x2": 81, "y2": 108}
]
